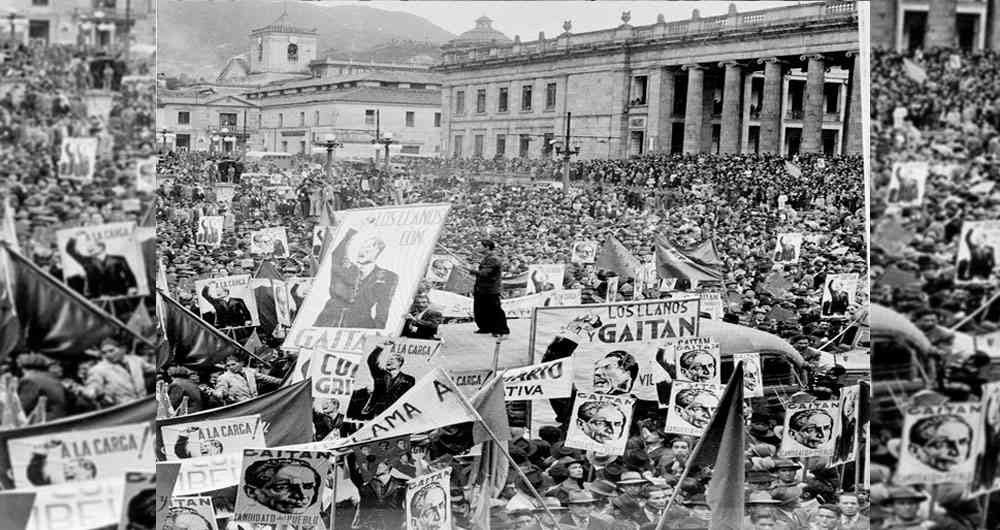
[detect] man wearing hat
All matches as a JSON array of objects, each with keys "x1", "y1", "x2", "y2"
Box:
[
  {"x1": 616, "y1": 471, "x2": 649, "y2": 504},
  {"x1": 772, "y1": 458, "x2": 803, "y2": 488},
  {"x1": 880, "y1": 487, "x2": 925, "y2": 530},
  {"x1": 745, "y1": 491, "x2": 790, "y2": 530},
  {"x1": 528, "y1": 497, "x2": 569, "y2": 529},
  {"x1": 563, "y1": 491, "x2": 613, "y2": 529}
]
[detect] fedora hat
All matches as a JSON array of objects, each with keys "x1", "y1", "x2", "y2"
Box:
[
  {"x1": 617, "y1": 471, "x2": 649, "y2": 486},
  {"x1": 531, "y1": 497, "x2": 568, "y2": 512},
  {"x1": 887, "y1": 487, "x2": 926, "y2": 502},
  {"x1": 772, "y1": 458, "x2": 801, "y2": 470},
  {"x1": 566, "y1": 491, "x2": 599, "y2": 505},
  {"x1": 587, "y1": 479, "x2": 618, "y2": 498},
  {"x1": 747, "y1": 491, "x2": 782, "y2": 505}
]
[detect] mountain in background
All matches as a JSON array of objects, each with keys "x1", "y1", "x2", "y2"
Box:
[{"x1": 158, "y1": 2, "x2": 455, "y2": 81}]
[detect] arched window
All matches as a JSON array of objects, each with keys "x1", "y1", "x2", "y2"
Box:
[{"x1": 287, "y1": 43, "x2": 298, "y2": 62}]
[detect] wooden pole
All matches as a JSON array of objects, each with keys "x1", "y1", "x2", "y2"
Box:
[{"x1": 328, "y1": 454, "x2": 339, "y2": 530}]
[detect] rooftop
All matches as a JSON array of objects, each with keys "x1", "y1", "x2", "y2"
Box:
[
  {"x1": 448, "y1": 16, "x2": 511, "y2": 48},
  {"x1": 250, "y1": 12, "x2": 317, "y2": 36},
  {"x1": 245, "y1": 86, "x2": 441, "y2": 107}
]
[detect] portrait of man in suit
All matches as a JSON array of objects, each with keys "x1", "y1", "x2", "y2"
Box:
[
  {"x1": 65, "y1": 231, "x2": 138, "y2": 298},
  {"x1": 821, "y1": 277, "x2": 851, "y2": 317},
  {"x1": 361, "y1": 344, "x2": 415, "y2": 419},
  {"x1": 957, "y1": 228, "x2": 996, "y2": 281},
  {"x1": 201, "y1": 284, "x2": 253, "y2": 328},
  {"x1": 314, "y1": 229, "x2": 399, "y2": 329}
]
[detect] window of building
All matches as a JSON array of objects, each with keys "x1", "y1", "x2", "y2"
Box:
[
  {"x1": 454, "y1": 135, "x2": 463, "y2": 157},
  {"x1": 300, "y1": 141, "x2": 307, "y2": 154},
  {"x1": 519, "y1": 134, "x2": 531, "y2": 157},
  {"x1": 434, "y1": 112, "x2": 441, "y2": 127},
  {"x1": 476, "y1": 89, "x2": 486, "y2": 113},
  {"x1": 824, "y1": 83, "x2": 840, "y2": 114},
  {"x1": 455, "y1": 90, "x2": 465, "y2": 114},
  {"x1": 496, "y1": 134, "x2": 506, "y2": 157},
  {"x1": 498, "y1": 87, "x2": 508, "y2": 113},
  {"x1": 314, "y1": 111, "x2": 320, "y2": 126},
  {"x1": 32, "y1": 0, "x2": 48, "y2": 6},
  {"x1": 219, "y1": 113, "x2": 237, "y2": 129},
  {"x1": 175, "y1": 134, "x2": 190, "y2": 150},
  {"x1": 287, "y1": 43, "x2": 298, "y2": 62},
  {"x1": 631, "y1": 76, "x2": 648, "y2": 106},
  {"x1": 405, "y1": 111, "x2": 415, "y2": 128},
  {"x1": 258, "y1": 114, "x2": 262, "y2": 128},
  {"x1": 543, "y1": 132, "x2": 554, "y2": 156},
  {"x1": 474, "y1": 135, "x2": 484, "y2": 157},
  {"x1": 278, "y1": 113, "x2": 283, "y2": 127},
  {"x1": 545, "y1": 83, "x2": 557, "y2": 110},
  {"x1": 299, "y1": 112, "x2": 305, "y2": 126},
  {"x1": 177, "y1": 111, "x2": 190, "y2": 125},
  {"x1": 365, "y1": 109, "x2": 375, "y2": 126},
  {"x1": 521, "y1": 85, "x2": 532, "y2": 111},
  {"x1": 281, "y1": 141, "x2": 288, "y2": 152}
]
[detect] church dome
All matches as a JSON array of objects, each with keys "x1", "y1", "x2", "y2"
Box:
[{"x1": 449, "y1": 16, "x2": 511, "y2": 47}]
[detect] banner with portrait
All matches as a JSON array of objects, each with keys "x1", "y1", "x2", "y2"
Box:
[
  {"x1": 160, "y1": 415, "x2": 265, "y2": 461},
  {"x1": 6, "y1": 421, "x2": 152, "y2": 488},
  {"x1": 503, "y1": 358, "x2": 574, "y2": 401},
  {"x1": 195, "y1": 274, "x2": 259, "y2": 328},
  {"x1": 406, "y1": 468, "x2": 452, "y2": 530},
  {"x1": 525, "y1": 264, "x2": 565, "y2": 294},
  {"x1": 25, "y1": 477, "x2": 124, "y2": 530},
  {"x1": 663, "y1": 381, "x2": 723, "y2": 436},
  {"x1": 58, "y1": 137, "x2": 99, "y2": 182},
  {"x1": 771, "y1": 232, "x2": 803, "y2": 264},
  {"x1": 833, "y1": 385, "x2": 860, "y2": 465},
  {"x1": 976, "y1": 381, "x2": 1000, "y2": 494},
  {"x1": 673, "y1": 337, "x2": 721, "y2": 385},
  {"x1": 196, "y1": 216, "x2": 224, "y2": 247},
  {"x1": 887, "y1": 161, "x2": 929, "y2": 208},
  {"x1": 249, "y1": 227, "x2": 290, "y2": 258},
  {"x1": 571, "y1": 241, "x2": 598, "y2": 264},
  {"x1": 820, "y1": 273, "x2": 858, "y2": 320},
  {"x1": 118, "y1": 471, "x2": 155, "y2": 530},
  {"x1": 233, "y1": 448, "x2": 331, "y2": 527},
  {"x1": 287, "y1": 277, "x2": 314, "y2": 318},
  {"x1": 531, "y1": 299, "x2": 700, "y2": 402},
  {"x1": 308, "y1": 349, "x2": 361, "y2": 413},
  {"x1": 135, "y1": 156, "x2": 157, "y2": 193},
  {"x1": 565, "y1": 392, "x2": 635, "y2": 455},
  {"x1": 163, "y1": 495, "x2": 219, "y2": 530},
  {"x1": 284, "y1": 203, "x2": 451, "y2": 354},
  {"x1": 955, "y1": 220, "x2": 1000, "y2": 284},
  {"x1": 779, "y1": 400, "x2": 840, "y2": 458},
  {"x1": 352, "y1": 436, "x2": 413, "y2": 484},
  {"x1": 732, "y1": 353, "x2": 764, "y2": 399},
  {"x1": 251, "y1": 277, "x2": 291, "y2": 328},
  {"x1": 425, "y1": 254, "x2": 457, "y2": 283},
  {"x1": 56, "y1": 221, "x2": 149, "y2": 298},
  {"x1": 897, "y1": 402, "x2": 982, "y2": 485}
]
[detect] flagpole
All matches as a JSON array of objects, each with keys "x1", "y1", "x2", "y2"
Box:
[
  {"x1": 157, "y1": 288, "x2": 264, "y2": 363},
  {"x1": 328, "y1": 454, "x2": 339, "y2": 530},
  {"x1": 444, "y1": 372, "x2": 561, "y2": 526}
]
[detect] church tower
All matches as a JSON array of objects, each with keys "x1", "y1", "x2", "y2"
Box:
[{"x1": 248, "y1": 12, "x2": 318, "y2": 75}]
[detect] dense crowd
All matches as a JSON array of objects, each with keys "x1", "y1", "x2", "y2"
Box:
[{"x1": 870, "y1": 45, "x2": 1000, "y2": 529}]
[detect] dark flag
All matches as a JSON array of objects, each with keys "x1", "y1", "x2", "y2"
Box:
[
  {"x1": 682, "y1": 238, "x2": 722, "y2": 268},
  {"x1": 160, "y1": 290, "x2": 255, "y2": 369},
  {"x1": 445, "y1": 265, "x2": 476, "y2": 295},
  {"x1": 0, "y1": 491, "x2": 36, "y2": 530},
  {"x1": 654, "y1": 235, "x2": 723, "y2": 284},
  {"x1": 596, "y1": 236, "x2": 642, "y2": 280},
  {"x1": 252, "y1": 261, "x2": 284, "y2": 337}
]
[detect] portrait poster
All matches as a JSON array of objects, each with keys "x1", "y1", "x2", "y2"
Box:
[
  {"x1": 58, "y1": 137, "x2": 99, "y2": 182},
  {"x1": 195, "y1": 274, "x2": 259, "y2": 328},
  {"x1": 308, "y1": 349, "x2": 362, "y2": 413},
  {"x1": 215, "y1": 184, "x2": 236, "y2": 205},
  {"x1": 975, "y1": 382, "x2": 1000, "y2": 494},
  {"x1": 249, "y1": 227, "x2": 290, "y2": 258},
  {"x1": 503, "y1": 358, "x2": 574, "y2": 401},
  {"x1": 163, "y1": 495, "x2": 218, "y2": 530},
  {"x1": 525, "y1": 264, "x2": 565, "y2": 294},
  {"x1": 196, "y1": 216, "x2": 224, "y2": 247},
  {"x1": 284, "y1": 203, "x2": 451, "y2": 353},
  {"x1": 778, "y1": 400, "x2": 840, "y2": 458},
  {"x1": 56, "y1": 221, "x2": 150, "y2": 297},
  {"x1": 233, "y1": 448, "x2": 331, "y2": 527},
  {"x1": 887, "y1": 161, "x2": 929, "y2": 208},
  {"x1": 135, "y1": 156, "x2": 157, "y2": 193},
  {"x1": 565, "y1": 392, "x2": 635, "y2": 455},
  {"x1": 833, "y1": 385, "x2": 860, "y2": 465},
  {"x1": 699, "y1": 291, "x2": 723, "y2": 320},
  {"x1": 6, "y1": 421, "x2": 152, "y2": 488},
  {"x1": 286, "y1": 277, "x2": 314, "y2": 317},
  {"x1": 820, "y1": 273, "x2": 858, "y2": 320},
  {"x1": 406, "y1": 468, "x2": 452, "y2": 530},
  {"x1": 955, "y1": 220, "x2": 1000, "y2": 284},
  {"x1": 251, "y1": 278, "x2": 291, "y2": 327},
  {"x1": 24, "y1": 477, "x2": 124, "y2": 530},
  {"x1": 663, "y1": 381, "x2": 723, "y2": 436},
  {"x1": 606, "y1": 276, "x2": 619, "y2": 302},
  {"x1": 530, "y1": 298, "x2": 700, "y2": 402},
  {"x1": 673, "y1": 337, "x2": 721, "y2": 385},
  {"x1": 352, "y1": 436, "x2": 412, "y2": 484},
  {"x1": 160, "y1": 415, "x2": 265, "y2": 461},
  {"x1": 425, "y1": 254, "x2": 456, "y2": 283},
  {"x1": 771, "y1": 232, "x2": 803, "y2": 264},
  {"x1": 732, "y1": 353, "x2": 764, "y2": 399},
  {"x1": 897, "y1": 402, "x2": 982, "y2": 486},
  {"x1": 571, "y1": 241, "x2": 598, "y2": 264},
  {"x1": 118, "y1": 471, "x2": 155, "y2": 530}
]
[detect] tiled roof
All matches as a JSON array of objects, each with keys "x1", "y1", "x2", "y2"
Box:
[{"x1": 254, "y1": 86, "x2": 440, "y2": 107}]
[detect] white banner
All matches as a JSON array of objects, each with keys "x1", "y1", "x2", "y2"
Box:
[
  {"x1": 172, "y1": 453, "x2": 244, "y2": 496},
  {"x1": 565, "y1": 392, "x2": 635, "y2": 455},
  {"x1": 56, "y1": 221, "x2": 149, "y2": 297},
  {"x1": 195, "y1": 274, "x2": 259, "y2": 328},
  {"x1": 25, "y1": 477, "x2": 124, "y2": 530},
  {"x1": 833, "y1": 385, "x2": 860, "y2": 465},
  {"x1": 160, "y1": 415, "x2": 265, "y2": 461},
  {"x1": 58, "y1": 137, "x2": 99, "y2": 182},
  {"x1": 427, "y1": 288, "x2": 581, "y2": 320},
  {"x1": 287, "y1": 277, "x2": 314, "y2": 317},
  {"x1": 118, "y1": 471, "x2": 155, "y2": 530},
  {"x1": 733, "y1": 352, "x2": 764, "y2": 398},
  {"x1": 664, "y1": 381, "x2": 723, "y2": 436},
  {"x1": 976, "y1": 382, "x2": 1000, "y2": 494},
  {"x1": 820, "y1": 273, "x2": 858, "y2": 320},
  {"x1": 196, "y1": 215, "x2": 224, "y2": 247},
  {"x1": 250, "y1": 227, "x2": 290, "y2": 258},
  {"x1": 779, "y1": 400, "x2": 840, "y2": 458},
  {"x1": 406, "y1": 468, "x2": 452, "y2": 530},
  {"x1": 772, "y1": 232, "x2": 803, "y2": 264},
  {"x1": 699, "y1": 291, "x2": 723, "y2": 320},
  {"x1": 897, "y1": 402, "x2": 981, "y2": 485},
  {"x1": 215, "y1": 184, "x2": 236, "y2": 204},
  {"x1": 233, "y1": 448, "x2": 331, "y2": 527},
  {"x1": 503, "y1": 358, "x2": 574, "y2": 401},
  {"x1": 309, "y1": 349, "x2": 361, "y2": 411},
  {"x1": 673, "y1": 337, "x2": 721, "y2": 385},
  {"x1": 450, "y1": 368, "x2": 495, "y2": 395}
]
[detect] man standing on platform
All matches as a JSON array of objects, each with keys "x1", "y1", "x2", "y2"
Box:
[{"x1": 467, "y1": 239, "x2": 509, "y2": 337}]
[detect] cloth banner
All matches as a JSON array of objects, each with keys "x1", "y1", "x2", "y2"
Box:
[
  {"x1": 56, "y1": 221, "x2": 149, "y2": 297},
  {"x1": 502, "y1": 358, "x2": 574, "y2": 401},
  {"x1": 308, "y1": 349, "x2": 361, "y2": 412},
  {"x1": 160, "y1": 415, "x2": 265, "y2": 461},
  {"x1": 565, "y1": 392, "x2": 635, "y2": 455},
  {"x1": 24, "y1": 477, "x2": 124, "y2": 530}
]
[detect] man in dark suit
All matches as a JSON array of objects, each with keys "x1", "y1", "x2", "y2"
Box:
[
  {"x1": 401, "y1": 292, "x2": 442, "y2": 340},
  {"x1": 201, "y1": 285, "x2": 253, "y2": 328},
  {"x1": 467, "y1": 239, "x2": 509, "y2": 337},
  {"x1": 65, "y1": 232, "x2": 138, "y2": 298},
  {"x1": 821, "y1": 277, "x2": 850, "y2": 317},
  {"x1": 314, "y1": 230, "x2": 399, "y2": 329},
  {"x1": 361, "y1": 344, "x2": 415, "y2": 419},
  {"x1": 958, "y1": 228, "x2": 996, "y2": 281}
]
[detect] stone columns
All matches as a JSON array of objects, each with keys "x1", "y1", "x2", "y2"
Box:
[
  {"x1": 927, "y1": 0, "x2": 957, "y2": 48},
  {"x1": 719, "y1": 61, "x2": 743, "y2": 154},
  {"x1": 656, "y1": 67, "x2": 676, "y2": 152},
  {"x1": 845, "y1": 52, "x2": 862, "y2": 155},
  {"x1": 801, "y1": 54, "x2": 826, "y2": 154},
  {"x1": 991, "y1": 0, "x2": 1000, "y2": 50},
  {"x1": 758, "y1": 57, "x2": 784, "y2": 154},
  {"x1": 682, "y1": 64, "x2": 704, "y2": 154}
]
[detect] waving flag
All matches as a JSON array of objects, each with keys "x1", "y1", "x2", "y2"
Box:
[
  {"x1": 654, "y1": 235, "x2": 723, "y2": 284},
  {"x1": 596, "y1": 235, "x2": 643, "y2": 280},
  {"x1": 160, "y1": 290, "x2": 255, "y2": 369}
]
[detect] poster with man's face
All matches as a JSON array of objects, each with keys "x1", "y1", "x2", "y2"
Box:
[
  {"x1": 897, "y1": 403, "x2": 981, "y2": 486},
  {"x1": 833, "y1": 385, "x2": 860, "y2": 465},
  {"x1": 571, "y1": 241, "x2": 598, "y2": 264},
  {"x1": 58, "y1": 137, "x2": 99, "y2": 182},
  {"x1": 406, "y1": 468, "x2": 452, "y2": 530},
  {"x1": 566, "y1": 392, "x2": 635, "y2": 455},
  {"x1": 117, "y1": 471, "x2": 155, "y2": 530},
  {"x1": 196, "y1": 216, "x2": 224, "y2": 247},
  {"x1": 163, "y1": 496, "x2": 218, "y2": 530},
  {"x1": 195, "y1": 275, "x2": 260, "y2": 328},
  {"x1": 352, "y1": 436, "x2": 412, "y2": 483},
  {"x1": 233, "y1": 448, "x2": 331, "y2": 527},
  {"x1": 425, "y1": 254, "x2": 456, "y2": 283},
  {"x1": 287, "y1": 277, "x2": 314, "y2": 316},
  {"x1": 771, "y1": 232, "x2": 803, "y2": 264},
  {"x1": 664, "y1": 381, "x2": 723, "y2": 436},
  {"x1": 733, "y1": 352, "x2": 764, "y2": 398},
  {"x1": 526, "y1": 264, "x2": 565, "y2": 295},
  {"x1": 673, "y1": 337, "x2": 720, "y2": 385},
  {"x1": 955, "y1": 220, "x2": 1000, "y2": 284},
  {"x1": 887, "y1": 161, "x2": 929, "y2": 208},
  {"x1": 56, "y1": 221, "x2": 149, "y2": 298},
  {"x1": 250, "y1": 227, "x2": 290, "y2": 258},
  {"x1": 159, "y1": 415, "x2": 265, "y2": 461},
  {"x1": 820, "y1": 273, "x2": 858, "y2": 320},
  {"x1": 135, "y1": 156, "x2": 157, "y2": 193},
  {"x1": 779, "y1": 400, "x2": 840, "y2": 458}
]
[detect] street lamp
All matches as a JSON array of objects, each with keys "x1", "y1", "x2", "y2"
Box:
[
  {"x1": 313, "y1": 133, "x2": 343, "y2": 180},
  {"x1": 159, "y1": 128, "x2": 171, "y2": 151},
  {"x1": 369, "y1": 109, "x2": 397, "y2": 172},
  {"x1": 4, "y1": 12, "x2": 23, "y2": 48},
  {"x1": 554, "y1": 112, "x2": 580, "y2": 190}
]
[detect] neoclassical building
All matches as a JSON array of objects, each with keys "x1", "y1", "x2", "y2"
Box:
[
  {"x1": 872, "y1": 0, "x2": 1000, "y2": 51},
  {"x1": 435, "y1": 2, "x2": 862, "y2": 159}
]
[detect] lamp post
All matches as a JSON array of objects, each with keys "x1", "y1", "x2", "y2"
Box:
[
  {"x1": 5, "y1": 12, "x2": 22, "y2": 48},
  {"x1": 159, "y1": 128, "x2": 170, "y2": 151},
  {"x1": 314, "y1": 134, "x2": 343, "y2": 181},
  {"x1": 370, "y1": 109, "x2": 397, "y2": 172},
  {"x1": 554, "y1": 112, "x2": 580, "y2": 189}
]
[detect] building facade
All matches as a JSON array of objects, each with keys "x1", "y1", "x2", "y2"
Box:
[
  {"x1": 156, "y1": 88, "x2": 260, "y2": 153},
  {"x1": 435, "y1": 3, "x2": 862, "y2": 160},
  {"x1": 1, "y1": 0, "x2": 154, "y2": 51},
  {"x1": 872, "y1": 0, "x2": 1000, "y2": 51}
]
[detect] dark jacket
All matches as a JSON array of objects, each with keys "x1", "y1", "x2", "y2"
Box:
[
  {"x1": 472, "y1": 253, "x2": 503, "y2": 295},
  {"x1": 18, "y1": 370, "x2": 67, "y2": 421},
  {"x1": 361, "y1": 346, "x2": 415, "y2": 419},
  {"x1": 167, "y1": 377, "x2": 204, "y2": 414}
]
